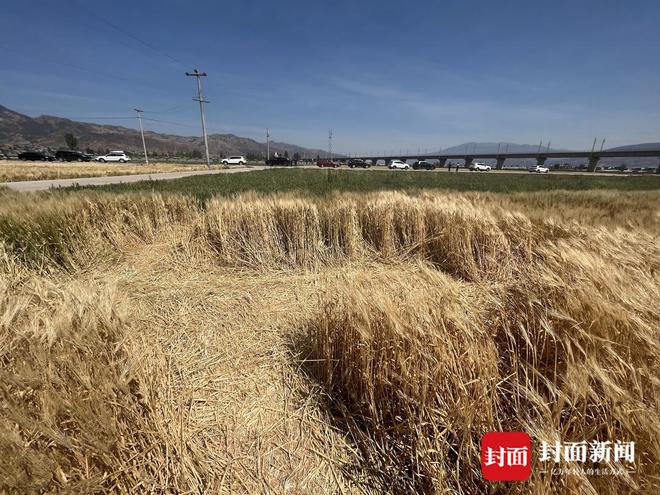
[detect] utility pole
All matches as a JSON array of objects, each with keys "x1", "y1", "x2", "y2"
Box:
[
  {"x1": 328, "y1": 129, "x2": 333, "y2": 160},
  {"x1": 185, "y1": 68, "x2": 211, "y2": 167},
  {"x1": 134, "y1": 108, "x2": 148, "y2": 165},
  {"x1": 266, "y1": 128, "x2": 270, "y2": 161}
]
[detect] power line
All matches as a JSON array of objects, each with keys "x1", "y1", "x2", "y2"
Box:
[
  {"x1": 141, "y1": 104, "x2": 191, "y2": 115},
  {"x1": 141, "y1": 117, "x2": 234, "y2": 135},
  {"x1": 64, "y1": 116, "x2": 135, "y2": 120},
  {"x1": 73, "y1": 1, "x2": 188, "y2": 68},
  {"x1": 0, "y1": 44, "x2": 164, "y2": 89},
  {"x1": 142, "y1": 117, "x2": 199, "y2": 128}
]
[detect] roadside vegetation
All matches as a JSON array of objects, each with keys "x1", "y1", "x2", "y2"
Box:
[
  {"x1": 0, "y1": 187, "x2": 658, "y2": 493},
  {"x1": 0, "y1": 160, "x2": 211, "y2": 182},
  {"x1": 82, "y1": 167, "x2": 660, "y2": 198}
]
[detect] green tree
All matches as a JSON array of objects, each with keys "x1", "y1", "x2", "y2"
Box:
[
  {"x1": 64, "y1": 133, "x2": 78, "y2": 150},
  {"x1": 284, "y1": 150, "x2": 289, "y2": 158},
  {"x1": 293, "y1": 152, "x2": 301, "y2": 162}
]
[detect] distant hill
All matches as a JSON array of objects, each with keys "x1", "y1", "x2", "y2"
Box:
[
  {"x1": 0, "y1": 104, "x2": 328, "y2": 159},
  {"x1": 440, "y1": 142, "x2": 566, "y2": 155},
  {"x1": 606, "y1": 143, "x2": 660, "y2": 152}
]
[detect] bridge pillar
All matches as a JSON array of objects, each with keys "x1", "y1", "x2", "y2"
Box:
[
  {"x1": 438, "y1": 158, "x2": 447, "y2": 168},
  {"x1": 588, "y1": 156, "x2": 600, "y2": 172},
  {"x1": 536, "y1": 156, "x2": 547, "y2": 166},
  {"x1": 496, "y1": 157, "x2": 505, "y2": 170}
]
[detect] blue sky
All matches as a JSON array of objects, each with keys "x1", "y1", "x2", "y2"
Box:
[{"x1": 1, "y1": 0, "x2": 659, "y2": 152}]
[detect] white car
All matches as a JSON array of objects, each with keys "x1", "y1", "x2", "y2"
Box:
[
  {"x1": 389, "y1": 159, "x2": 410, "y2": 170},
  {"x1": 470, "y1": 162, "x2": 491, "y2": 171},
  {"x1": 529, "y1": 165, "x2": 549, "y2": 173},
  {"x1": 96, "y1": 151, "x2": 130, "y2": 163},
  {"x1": 221, "y1": 156, "x2": 247, "y2": 165}
]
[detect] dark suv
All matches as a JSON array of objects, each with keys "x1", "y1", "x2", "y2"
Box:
[
  {"x1": 412, "y1": 160, "x2": 436, "y2": 170},
  {"x1": 55, "y1": 150, "x2": 92, "y2": 162},
  {"x1": 18, "y1": 151, "x2": 55, "y2": 161},
  {"x1": 348, "y1": 158, "x2": 370, "y2": 168},
  {"x1": 266, "y1": 156, "x2": 292, "y2": 166}
]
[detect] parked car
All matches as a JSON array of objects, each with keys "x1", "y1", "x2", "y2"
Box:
[
  {"x1": 348, "y1": 158, "x2": 370, "y2": 168},
  {"x1": 528, "y1": 165, "x2": 549, "y2": 173},
  {"x1": 18, "y1": 151, "x2": 55, "y2": 161},
  {"x1": 389, "y1": 159, "x2": 409, "y2": 170},
  {"x1": 265, "y1": 156, "x2": 291, "y2": 166},
  {"x1": 55, "y1": 150, "x2": 92, "y2": 162},
  {"x1": 412, "y1": 160, "x2": 436, "y2": 170},
  {"x1": 221, "y1": 155, "x2": 247, "y2": 165},
  {"x1": 469, "y1": 162, "x2": 491, "y2": 171},
  {"x1": 317, "y1": 159, "x2": 340, "y2": 168},
  {"x1": 95, "y1": 151, "x2": 130, "y2": 163}
]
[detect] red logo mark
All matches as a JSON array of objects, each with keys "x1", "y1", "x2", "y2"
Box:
[{"x1": 481, "y1": 431, "x2": 531, "y2": 481}]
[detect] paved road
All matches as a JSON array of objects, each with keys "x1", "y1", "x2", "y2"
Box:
[{"x1": 1, "y1": 166, "x2": 266, "y2": 192}]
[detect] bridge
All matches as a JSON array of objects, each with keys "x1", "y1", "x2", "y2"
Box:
[{"x1": 336, "y1": 149, "x2": 660, "y2": 172}]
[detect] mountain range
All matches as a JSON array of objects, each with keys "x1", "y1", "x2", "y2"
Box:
[
  {"x1": 1, "y1": 104, "x2": 658, "y2": 166},
  {"x1": 0, "y1": 105, "x2": 327, "y2": 159}
]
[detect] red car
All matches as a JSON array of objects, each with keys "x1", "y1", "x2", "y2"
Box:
[{"x1": 317, "y1": 159, "x2": 340, "y2": 168}]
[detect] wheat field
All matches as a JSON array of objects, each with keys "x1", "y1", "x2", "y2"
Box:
[
  {"x1": 0, "y1": 160, "x2": 213, "y2": 182},
  {"x1": 0, "y1": 187, "x2": 658, "y2": 493}
]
